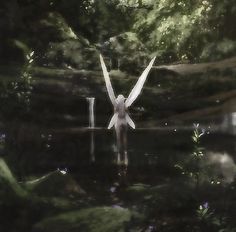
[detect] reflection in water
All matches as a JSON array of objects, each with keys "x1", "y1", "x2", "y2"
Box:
[
  {"x1": 86, "y1": 97, "x2": 95, "y2": 162},
  {"x1": 221, "y1": 112, "x2": 236, "y2": 135},
  {"x1": 86, "y1": 97, "x2": 95, "y2": 128},
  {"x1": 232, "y1": 112, "x2": 236, "y2": 125},
  {"x1": 114, "y1": 127, "x2": 129, "y2": 186},
  {"x1": 90, "y1": 132, "x2": 95, "y2": 162},
  {"x1": 207, "y1": 152, "x2": 236, "y2": 184},
  {"x1": 117, "y1": 163, "x2": 128, "y2": 186},
  {"x1": 116, "y1": 125, "x2": 128, "y2": 166}
]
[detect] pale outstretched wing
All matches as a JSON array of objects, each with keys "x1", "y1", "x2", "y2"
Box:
[
  {"x1": 125, "y1": 56, "x2": 156, "y2": 108},
  {"x1": 108, "y1": 113, "x2": 118, "y2": 129},
  {"x1": 99, "y1": 54, "x2": 116, "y2": 106},
  {"x1": 126, "y1": 113, "x2": 135, "y2": 129}
]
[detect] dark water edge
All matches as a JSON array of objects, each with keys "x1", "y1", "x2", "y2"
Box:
[{"x1": 1, "y1": 122, "x2": 236, "y2": 231}]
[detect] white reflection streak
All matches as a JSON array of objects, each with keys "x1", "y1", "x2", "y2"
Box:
[
  {"x1": 86, "y1": 97, "x2": 95, "y2": 162},
  {"x1": 86, "y1": 97, "x2": 95, "y2": 128},
  {"x1": 208, "y1": 152, "x2": 236, "y2": 183}
]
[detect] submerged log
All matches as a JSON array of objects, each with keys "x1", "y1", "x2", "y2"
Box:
[
  {"x1": 0, "y1": 158, "x2": 27, "y2": 199},
  {"x1": 24, "y1": 170, "x2": 86, "y2": 197}
]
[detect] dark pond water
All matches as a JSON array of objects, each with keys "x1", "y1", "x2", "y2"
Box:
[{"x1": 1, "y1": 121, "x2": 236, "y2": 232}]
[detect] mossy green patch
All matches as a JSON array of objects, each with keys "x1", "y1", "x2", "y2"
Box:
[
  {"x1": 33, "y1": 206, "x2": 132, "y2": 232},
  {"x1": 123, "y1": 181, "x2": 195, "y2": 213}
]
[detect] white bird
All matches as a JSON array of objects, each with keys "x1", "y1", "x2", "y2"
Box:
[{"x1": 99, "y1": 54, "x2": 156, "y2": 130}]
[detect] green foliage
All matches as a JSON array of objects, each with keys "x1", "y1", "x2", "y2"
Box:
[
  {"x1": 103, "y1": 32, "x2": 149, "y2": 73},
  {"x1": 197, "y1": 202, "x2": 213, "y2": 221},
  {"x1": 130, "y1": 0, "x2": 236, "y2": 62},
  {"x1": 191, "y1": 123, "x2": 205, "y2": 158},
  {"x1": 133, "y1": 0, "x2": 212, "y2": 62},
  {"x1": 2, "y1": 0, "x2": 236, "y2": 64},
  {"x1": 0, "y1": 51, "x2": 34, "y2": 120},
  {"x1": 45, "y1": 40, "x2": 99, "y2": 69},
  {"x1": 174, "y1": 123, "x2": 205, "y2": 183},
  {"x1": 196, "y1": 202, "x2": 230, "y2": 231},
  {"x1": 38, "y1": 12, "x2": 78, "y2": 41},
  {"x1": 52, "y1": 0, "x2": 132, "y2": 42},
  {"x1": 14, "y1": 51, "x2": 34, "y2": 110},
  {"x1": 200, "y1": 39, "x2": 236, "y2": 61}
]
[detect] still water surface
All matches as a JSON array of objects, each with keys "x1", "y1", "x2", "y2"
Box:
[{"x1": 1, "y1": 114, "x2": 236, "y2": 232}]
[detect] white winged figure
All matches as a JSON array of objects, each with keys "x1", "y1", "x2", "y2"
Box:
[
  {"x1": 100, "y1": 54, "x2": 156, "y2": 130},
  {"x1": 100, "y1": 54, "x2": 156, "y2": 164}
]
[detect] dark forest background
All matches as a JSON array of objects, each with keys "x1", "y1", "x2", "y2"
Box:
[{"x1": 1, "y1": 0, "x2": 236, "y2": 68}]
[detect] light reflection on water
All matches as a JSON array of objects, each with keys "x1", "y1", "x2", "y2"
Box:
[
  {"x1": 207, "y1": 152, "x2": 236, "y2": 184},
  {"x1": 221, "y1": 112, "x2": 236, "y2": 135}
]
